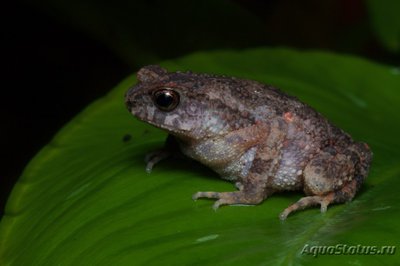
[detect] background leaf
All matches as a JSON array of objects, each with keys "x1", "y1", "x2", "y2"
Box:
[
  {"x1": 30, "y1": 0, "x2": 266, "y2": 66},
  {"x1": 1, "y1": 48, "x2": 399, "y2": 265},
  {"x1": 366, "y1": 0, "x2": 400, "y2": 53}
]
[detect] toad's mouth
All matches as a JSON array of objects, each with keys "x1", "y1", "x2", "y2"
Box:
[{"x1": 130, "y1": 108, "x2": 200, "y2": 140}]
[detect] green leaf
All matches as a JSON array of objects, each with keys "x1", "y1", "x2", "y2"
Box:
[
  {"x1": 1, "y1": 48, "x2": 399, "y2": 265},
  {"x1": 366, "y1": 0, "x2": 400, "y2": 53}
]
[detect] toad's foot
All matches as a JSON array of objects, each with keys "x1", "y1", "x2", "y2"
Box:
[
  {"x1": 279, "y1": 193, "x2": 335, "y2": 220},
  {"x1": 144, "y1": 149, "x2": 172, "y2": 173},
  {"x1": 193, "y1": 191, "x2": 264, "y2": 210},
  {"x1": 144, "y1": 134, "x2": 182, "y2": 173}
]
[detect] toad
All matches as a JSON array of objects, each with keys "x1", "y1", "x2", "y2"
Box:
[{"x1": 125, "y1": 65, "x2": 372, "y2": 219}]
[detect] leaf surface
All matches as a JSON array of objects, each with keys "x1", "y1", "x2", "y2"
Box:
[
  {"x1": 1, "y1": 48, "x2": 399, "y2": 265},
  {"x1": 367, "y1": 0, "x2": 400, "y2": 53}
]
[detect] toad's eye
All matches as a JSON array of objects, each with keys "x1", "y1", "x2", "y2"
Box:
[{"x1": 152, "y1": 89, "x2": 180, "y2": 111}]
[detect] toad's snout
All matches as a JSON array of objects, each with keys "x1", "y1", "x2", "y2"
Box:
[{"x1": 125, "y1": 87, "x2": 139, "y2": 111}]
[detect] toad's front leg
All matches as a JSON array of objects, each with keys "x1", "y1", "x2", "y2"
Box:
[
  {"x1": 144, "y1": 134, "x2": 182, "y2": 173},
  {"x1": 192, "y1": 177, "x2": 269, "y2": 210},
  {"x1": 192, "y1": 188, "x2": 266, "y2": 210}
]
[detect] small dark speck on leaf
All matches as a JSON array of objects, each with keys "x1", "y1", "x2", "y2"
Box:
[
  {"x1": 142, "y1": 129, "x2": 150, "y2": 135},
  {"x1": 122, "y1": 134, "x2": 132, "y2": 142}
]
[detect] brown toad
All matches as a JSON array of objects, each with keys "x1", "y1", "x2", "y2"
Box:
[{"x1": 125, "y1": 65, "x2": 372, "y2": 219}]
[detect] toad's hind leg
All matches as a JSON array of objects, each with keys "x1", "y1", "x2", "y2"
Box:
[
  {"x1": 280, "y1": 142, "x2": 372, "y2": 220},
  {"x1": 279, "y1": 192, "x2": 335, "y2": 220},
  {"x1": 279, "y1": 179, "x2": 359, "y2": 220}
]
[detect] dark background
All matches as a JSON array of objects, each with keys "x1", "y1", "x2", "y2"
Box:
[{"x1": 1, "y1": 0, "x2": 399, "y2": 216}]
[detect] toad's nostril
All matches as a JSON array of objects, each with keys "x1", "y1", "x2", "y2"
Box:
[{"x1": 125, "y1": 87, "x2": 136, "y2": 98}]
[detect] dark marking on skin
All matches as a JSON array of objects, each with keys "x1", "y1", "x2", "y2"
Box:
[{"x1": 251, "y1": 158, "x2": 267, "y2": 175}]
